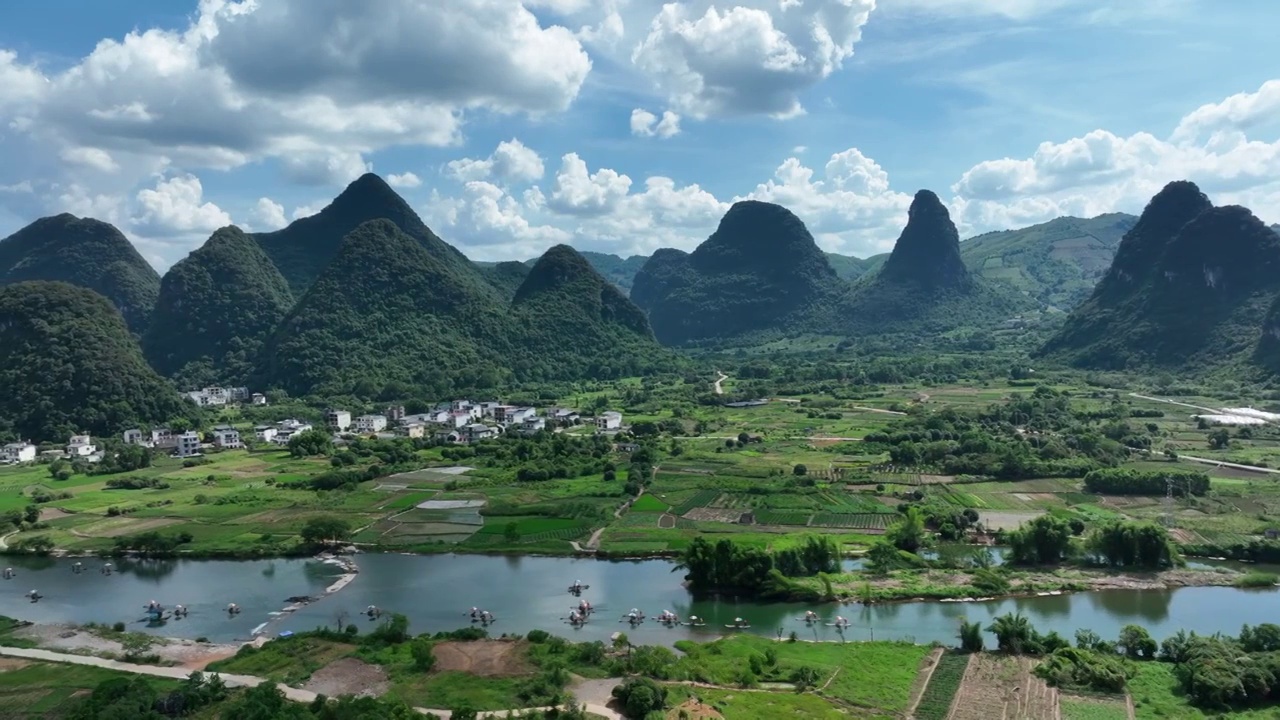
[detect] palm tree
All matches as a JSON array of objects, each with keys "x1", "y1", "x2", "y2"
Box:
[{"x1": 987, "y1": 612, "x2": 1033, "y2": 654}]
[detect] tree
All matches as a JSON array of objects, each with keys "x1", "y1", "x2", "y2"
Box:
[
  {"x1": 288, "y1": 428, "x2": 334, "y2": 457},
  {"x1": 793, "y1": 464, "x2": 808, "y2": 476},
  {"x1": 503, "y1": 522, "x2": 520, "y2": 543},
  {"x1": 22, "y1": 504, "x2": 39, "y2": 525},
  {"x1": 958, "y1": 620, "x2": 984, "y2": 652},
  {"x1": 611, "y1": 677, "x2": 667, "y2": 719},
  {"x1": 120, "y1": 633, "x2": 155, "y2": 662},
  {"x1": 887, "y1": 506, "x2": 926, "y2": 553},
  {"x1": 410, "y1": 636, "x2": 436, "y2": 671},
  {"x1": 300, "y1": 516, "x2": 350, "y2": 545},
  {"x1": 1208, "y1": 428, "x2": 1231, "y2": 449},
  {"x1": 988, "y1": 613, "x2": 1035, "y2": 654},
  {"x1": 1118, "y1": 624, "x2": 1157, "y2": 659}
]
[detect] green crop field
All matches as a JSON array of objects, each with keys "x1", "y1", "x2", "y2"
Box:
[{"x1": 913, "y1": 652, "x2": 969, "y2": 720}]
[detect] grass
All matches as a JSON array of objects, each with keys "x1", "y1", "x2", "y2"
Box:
[
  {"x1": 207, "y1": 636, "x2": 357, "y2": 685},
  {"x1": 1234, "y1": 571, "x2": 1278, "y2": 588},
  {"x1": 384, "y1": 670, "x2": 526, "y2": 712},
  {"x1": 665, "y1": 685, "x2": 847, "y2": 719},
  {"x1": 1060, "y1": 694, "x2": 1129, "y2": 720},
  {"x1": 671, "y1": 635, "x2": 929, "y2": 712},
  {"x1": 629, "y1": 494, "x2": 670, "y2": 513},
  {"x1": 0, "y1": 661, "x2": 180, "y2": 717},
  {"x1": 1128, "y1": 662, "x2": 1280, "y2": 719},
  {"x1": 913, "y1": 652, "x2": 968, "y2": 720}
]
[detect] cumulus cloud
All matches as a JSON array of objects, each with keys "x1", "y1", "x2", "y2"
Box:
[
  {"x1": 630, "y1": 0, "x2": 875, "y2": 119},
  {"x1": 445, "y1": 139, "x2": 545, "y2": 184},
  {"x1": 950, "y1": 79, "x2": 1280, "y2": 233},
  {"x1": 59, "y1": 147, "x2": 119, "y2": 173},
  {"x1": 548, "y1": 153, "x2": 632, "y2": 216},
  {"x1": 630, "y1": 108, "x2": 681, "y2": 138},
  {"x1": 132, "y1": 174, "x2": 231, "y2": 235},
  {"x1": 387, "y1": 172, "x2": 423, "y2": 189},
  {"x1": 250, "y1": 197, "x2": 287, "y2": 231}
]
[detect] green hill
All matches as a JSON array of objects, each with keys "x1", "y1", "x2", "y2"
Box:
[
  {"x1": 957, "y1": 213, "x2": 1136, "y2": 309},
  {"x1": 478, "y1": 261, "x2": 531, "y2": 301},
  {"x1": 258, "y1": 219, "x2": 514, "y2": 399},
  {"x1": 0, "y1": 214, "x2": 160, "y2": 335},
  {"x1": 1042, "y1": 182, "x2": 1280, "y2": 372},
  {"x1": 511, "y1": 245, "x2": 674, "y2": 380},
  {"x1": 631, "y1": 201, "x2": 843, "y2": 345},
  {"x1": 579, "y1": 252, "x2": 650, "y2": 294},
  {"x1": 142, "y1": 226, "x2": 294, "y2": 387},
  {"x1": 825, "y1": 252, "x2": 883, "y2": 282},
  {"x1": 842, "y1": 190, "x2": 1027, "y2": 336},
  {"x1": 0, "y1": 281, "x2": 188, "y2": 442},
  {"x1": 254, "y1": 173, "x2": 496, "y2": 298}
]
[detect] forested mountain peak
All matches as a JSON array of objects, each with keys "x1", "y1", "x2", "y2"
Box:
[
  {"x1": 253, "y1": 173, "x2": 484, "y2": 296},
  {"x1": 691, "y1": 200, "x2": 837, "y2": 280},
  {"x1": 0, "y1": 213, "x2": 160, "y2": 335},
  {"x1": 1156, "y1": 205, "x2": 1280, "y2": 296},
  {"x1": 257, "y1": 219, "x2": 513, "y2": 398},
  {"x1": 0, "y1": 281, "x2": 187, "y2": 442},
  {"x1": 876, "y1": 189, "x2": 970, "y2": 289},
  {"x1": 1093, "y1": 180, "x2": 1212, "y2": 298},
  {"x1": 630, "y1": 202, "x2": 841, "y2": 345},
  {"x1": 514, "y1": 244, "x2": 652, "y2": 336},
  {"x1": 142, "y1": 225, "x2": 294, "y2": 387}
]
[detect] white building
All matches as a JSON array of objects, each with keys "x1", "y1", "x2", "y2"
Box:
[
  {"x1": 398, "y1": 423, "x2": 426, "y2": 439},
  {"x1": 212, "y1": 425, "x2": 243, "y2": 449},
  {"x1": 273, "y1": 419, "x2": 312, "y2": 445},
  {"x1": 176, "y1": 431, "x2": 202, "y2": 458},
  {"x1": 354, "y1": 414, "x2": 388, "y2": 433},
  {"x1": 122, "y1": 429, "x2": 146, "y2": 446},
  {"x1": 548, "y1": 408, "x2": 580, "y2": 426},
  {"x1": 251, "y1": 393, "x2": 268, "y2": 406},
  {"x1": 326, "y1": 409, "x2": 352, "y2": 431},
  {"x1": 66, "y1": 435, "x2": 97, "y2": 457},
  {"x1": 150, "y1": 428, "x2": 178, "y2": 449},
  {"x1": 463, "y1": 423, "x2": 497, "y2": 443},
  {"x1": 595, "y1": 411, "x2": 623, "y2": 431},
  {"x1": 254, "y1": 425, "x2": 277, "y2": 443},
  {"x1": 520, "y1": 416, "x2": 546, "y2": 435},
  {"x1": 1, "y1": 442, "x2": 36, "y2": 464},
  {"x1": 228, "y1": 387, "x2": 251, "y2": 402}
]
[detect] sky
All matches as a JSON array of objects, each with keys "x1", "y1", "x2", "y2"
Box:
[{"x1": 1, "y1": 0, "x2": 1279, "y2": 271}]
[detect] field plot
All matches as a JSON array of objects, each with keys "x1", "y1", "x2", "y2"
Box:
[
  {"x1": 1060, "y1": 694, "x2": 1129, "y2": 720},
  {"x1": 810, "y1": 512, "x2": 894, "y2": 531},
  {"x1": 912, "y1": 652, "x2": 969, "y2": 720},
  {"x1": 949, "y1": 654, "x2": 1057, "y2": 720},
  {"x1": 976, "y1": 511, "x2": 1043, "y2": 531}
]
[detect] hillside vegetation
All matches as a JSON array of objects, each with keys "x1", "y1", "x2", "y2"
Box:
[
  {"x1": 143, "y1": 226, "x2": 294, "y2": 387},
  {"x1": 0, "y1": 281, "x2": 188, "y2": 441},
  {"x1": 0, "y1": 214, "x2": 160, "y2": 335}
]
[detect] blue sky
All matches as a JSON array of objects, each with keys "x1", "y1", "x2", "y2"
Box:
[{"x1": 1, "y1": 0, "x2": 1278, "y2": 269}]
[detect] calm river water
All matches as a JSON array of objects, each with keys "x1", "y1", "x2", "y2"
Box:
[{"x1": 1, "y1": 553, "x2": 1274, "y2": 646}]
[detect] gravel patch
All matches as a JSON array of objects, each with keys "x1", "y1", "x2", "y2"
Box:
[{"x1": 301, "y1": 657, "x2": 389, "y2": 698}]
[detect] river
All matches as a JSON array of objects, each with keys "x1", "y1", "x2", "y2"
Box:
[{"x1": 1, "y1": 553, "x2": 1274, "y2": 646}]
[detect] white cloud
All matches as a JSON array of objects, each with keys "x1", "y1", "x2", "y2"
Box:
[
  {"x1": 387, "y1": 172, "x2": 423, "y2": 189},
  {"x1": 132, "y1": 174, "x2": 231, "y2": 235},
  {"x1": 0, "y1": 0, "x2": 591, "y2": 267},
  {"x1": 548, "y1": 153, "x2": 632, "y2": 216},
  {"x1": 877, "y1": 0, "x2": 1083, "y2": 20},
  {"x1": 250, "y1": 197, "x2": 287, "y2": 231},
  {"x1": 446, "y1": 139, "x2": 545, "y2": 183},
  {"x1": 950, "y1": 79, "x2": 1280, "y2": 233},
  {"x1": 744, "y1": 149, "x2": 913, "y2": 254},
  {"x1": 58, "y1": 147, "x2": 119, "y2": 173},
  {"x1": 630, "y1": 0, "x2": 875, "y2": 119},
  {"x1": 630, "y1": 108, "x2": 681, "y2": 138},
  {"x1": 291, "y1": 202, "x2": 326, "y2": 221}
]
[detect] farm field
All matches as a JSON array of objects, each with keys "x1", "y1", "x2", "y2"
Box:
[{"x1": 911, "y1": 652, "x2": 968, "y2": 720}]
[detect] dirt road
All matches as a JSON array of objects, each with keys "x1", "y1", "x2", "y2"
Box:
[{"x1": 713, "y1": 372, "x2": 728, "y2": 395}]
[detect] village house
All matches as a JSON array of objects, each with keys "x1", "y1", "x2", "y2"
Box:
[
  {"x1": 211, "y1": 425, "x2": 243, "y2": 449},
  {"x1": 251, "y1": 393, "x2": 268, "y2": 406},
  {"x1": 254, "y1": 425, "x2": 277, "y2": 443},
  {"x1": 547, "y1": 408, "x2": 580, "y2": 426},
  {"x1": 520, "y1": 416, "x2": 546, "y2": 435},
  {"x1": 273, "y1": 419, "x2": 312, "y2": 445},
  {"x1": 175, "y1": 431, "x2": 202, "y2": 458},
  {"x1": 385, "y1": 405, "x2": 405, "y2": 422},
  {"x1": 398, "y1": 422, "x2": 426, "y2": 439},
  {"x1": 595, "y1": 411, "x2": 624, "y2": 431},
  {"x1": 1, "y1": 442, "x2": 36, "y2": 464},
  {"x1": 150, "y1": 428, "x2": 178, "y2": 450},
  {"x1": 506, "y1": 407, "x2": 537, "y2": 425},
  {"x1": 463, "y1": 423, "x2": 497, "y2": 443},
  {"x1": 326, "y1": 409, "x2": 352, "y2": 431},
  {"x1": 66, "y1": 434, "x2": 97, "y2": 457},
  {"x1": 122, "y1": 429, "x2": 146, "y2": 446},
  {"x1": 354, "y1": 414, "x2": 388, "y2": 433},
  {"x1": 479, "y1": 401, "x2": 502, "y2": 418},
  {"x1": 492, "y1": 405, "x2": 517, "y2": 423}
]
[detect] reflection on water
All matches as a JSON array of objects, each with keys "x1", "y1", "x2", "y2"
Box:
[{"x1": 2, "y1": 552, "x2": 1276, "y2": 648}]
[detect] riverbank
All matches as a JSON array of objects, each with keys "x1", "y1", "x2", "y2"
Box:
[{"x1": 2, "y1": 621, "x2": 242, "y2": 670}]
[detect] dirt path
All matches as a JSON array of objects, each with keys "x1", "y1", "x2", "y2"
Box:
[
  {"x1": 851, "y1": 406, "x2": 907, "y2": 416},
  {"x1": 0, "y1": 530, "x2": 16, "y2": 550},
  {"x1": 904, "y1": 646, "x2": 945, "y2": 718},
  {"x1": 1177, "y1": 455, "x2": 1280, "y2": 475},
  {"x1": 1127, "y1": 393, "x2": 1218, "y2": 414},
  {"x1": 713, "y1": 372, "x2": 728, "y2": 395},
  {"x1": 574, "y1": 485, "x2": 646, "y2": 552}
]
